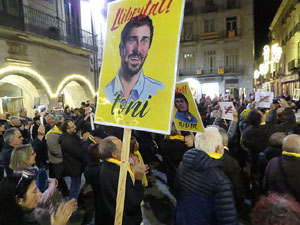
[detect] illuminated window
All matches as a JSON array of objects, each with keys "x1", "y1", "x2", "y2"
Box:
[
  {"x1": 184, "y1": 53, "x2": 194, "y2": 69},
  {"x1": 226, "y1": 17, "x2": 237, "y2": 37}
]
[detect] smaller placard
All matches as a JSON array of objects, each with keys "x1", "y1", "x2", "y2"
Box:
[
  {"x1": 218, "y1": 102, "x2": 234, "y2": 121},
  {"x1": 38, "y1": 105, "x2": 47, "y2": 113},
  {"x1": 255, "y1": 92, "x2": 274, "y2": 108},
  {"x1": 293, "y1": 89, "x2": 300, "y2": 101}
]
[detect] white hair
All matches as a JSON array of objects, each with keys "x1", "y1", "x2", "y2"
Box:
[{"x1": 195, "y1": 126, "x2": 223, "y2": 154}]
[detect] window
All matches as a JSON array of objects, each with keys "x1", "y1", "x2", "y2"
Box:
[
  {"x1": 204, "y1": 19, "x2": 215, "y2": 33},
  {"x1": 5, "y1": 0, "x2": 21, "y2": 17},
  {"x1": 184, "y1": 23, "x2": 193, "y2": 40},
  {"x1": 184, "y1": 53, "x2": 194, "y2": 69},
  {"x1": 226, "y1": 17, "x2": 237, "y2": 37},
  {"x1": 184, "y1": 2, "x2": 193, "y2": 16},
  {"x1": 204, "y1": 50, "x2": 216, "y2": 73},
  {"x1": 225, "y1": 49, "x2": 238, "y2": 71},
  {"x1": 205, "y1": 0, "x2": 214, "y2": 6},
  {"x1": 227, "y1": 0, "x2": 236, "y2": 9}
]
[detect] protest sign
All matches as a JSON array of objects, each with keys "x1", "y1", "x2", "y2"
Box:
[
  {"x1": 173, "y1": 82, "x2": 204, "y2": 132},
  {"x1": 218, "y1": 102, "x2": 234, "y2": 120},
  {"x1": 93, "y1": 1, "x2": 186, "y2": 225},
  {"x1": 95, "y1": 0, "x2": 185, "y2": 135},
  {"x1": 293, "y1": 89, "x2": 300, "y2": 101},
  {"x1": 37, "y1": 105, "x2": 47, "y2": 113},
  {"x1": 255, "y1": 92, "x2": 274, "y2": 108}
]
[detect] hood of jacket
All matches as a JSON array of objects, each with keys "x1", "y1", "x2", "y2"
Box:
[
  {"x1": 45, "y1": 125, "x2": 62, "y2": 140},
  {"x1": 182, "y1": 148, "x2": 224, "y2": 171}
]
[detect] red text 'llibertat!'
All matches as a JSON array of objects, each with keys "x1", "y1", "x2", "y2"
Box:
[{"x1": 110, "y1": 0, "x2": 174, "y2": 31}]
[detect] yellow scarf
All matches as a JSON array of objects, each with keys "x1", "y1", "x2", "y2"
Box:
[
  {"x1": 282, "y1": 151, "x2": 300, "y2": 158},
  {"x1": 224, "y1": 146, "x2": 229, "y2": 152},
  {"x1": 133, "y1": 151, "x2": 148, "y2": 187},
  {"x1": 89, "y1": 136, "x2": 96, "y2": 144},
  {"x1": 170, "y1": 135, "x2": 185, "y2": 142},
  {"x1": 106, "y1": 158, "x2": 135, "y2": 183},
  {"x1": 208, "y1": 152, "x2": 223, "y2": 159},
  {"x1": 45, "y1": 125, "x2": 62, "y2": 140}
]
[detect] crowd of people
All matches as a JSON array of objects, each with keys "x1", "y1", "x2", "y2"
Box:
[{"x1": 0, "y1": 94, "x2": 300, "y2": 225}]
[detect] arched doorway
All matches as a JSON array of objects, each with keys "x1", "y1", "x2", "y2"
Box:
[
  {"x1": 61, "y1": 81, "x2": 93, "y2": 109},
  {"x1": 0, "y1": 75, "x2": 43, "y2": 117}
]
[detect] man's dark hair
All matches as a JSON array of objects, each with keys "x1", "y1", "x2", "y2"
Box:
[
  {"x1": 119, "y1": 15, "x2": 154, "y2": 52},
  {"x1": 175, "y1": 92, "x2": 189, "y2": 111},
  {"x1": 247, "y1": 109, "x2": 263, "y2": 127},
  {"x1": 61, "y1": 120, "x2": 72, "y2": 133},
  {"x1": 88, "y1": 143, "x2": 100, "y2": 162}
]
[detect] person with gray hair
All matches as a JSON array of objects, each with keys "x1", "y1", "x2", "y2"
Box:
[
  {"x1": 45, "y1": 114, "x2": 57, "y2": 134},
  {"x1": 2, "y1": 127, "x2": 24, "y2": 175},
  {"x1": 264, "y1": 134, "x2": 300, "y2": 202},
  {"x1": 175, "y1": 126, "x2": 238, "y2": 225},
  {"x1": 95, "y1": 136, "x2": 146, "y2": 225},
  {"x1": 8, "y1": 116, "x2": 30, "y2": 144}
]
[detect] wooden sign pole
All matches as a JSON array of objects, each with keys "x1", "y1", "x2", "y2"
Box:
[{"x1": 114, "y1": 128, "x2": 132, "y2": 225}]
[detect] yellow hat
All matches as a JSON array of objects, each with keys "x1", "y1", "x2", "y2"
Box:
[{"x1": 242, "y1": 108, "x2": 251, "y2": 119}]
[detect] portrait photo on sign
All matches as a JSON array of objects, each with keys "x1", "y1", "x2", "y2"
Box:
[{"x1": 95, "y1": 0, "x2": 185, "y2": 134}]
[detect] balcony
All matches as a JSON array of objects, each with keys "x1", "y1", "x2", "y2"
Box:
[
  {"x1": 179, "y1": 66, "x2": 244, "y2": 77},
  {"x1": 199, "y1": 4, "x2": 218, "y2": 13},
  {"x1": 0, "y1": 4, "x2": 97, "y2": 52},
  {"x1": 181, "y1": 34, "x2": 198, "y2": 43},
  {"x1": 200, "y1": 31, "x2": 219, "y2": 40}
]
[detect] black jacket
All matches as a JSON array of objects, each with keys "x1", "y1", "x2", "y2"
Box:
[
  {"x1": 242, "y1": 108, "x2": 296, "y2": 162},
  {"x1": 58, "y1": 133, "x2": 83, "y2": 177},
  {"x1": 84, "y1": 162, "x2": 101, "y2": 225},
  {"x1": 160, "y1": 137, "x2": 189, "y2": 191},
  {"x1": 222, "y1": 150, "x2": 245, "y2": 202},
  {"x1": 97, "y1": 161, "x2": 144, "y2": 225},
  {"x1": 2, "y1": 143, "x2": 14, "y2": 175},
  {"x1": 174, "y1": 149, "x2": 238, "y2": 225},
  {"x1": 264, "y1": 155, "x2": 300, "y2": 202}
]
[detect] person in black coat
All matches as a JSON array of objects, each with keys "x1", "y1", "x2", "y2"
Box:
[
  {"x1": 96, "y1": 136, "x2": 146, "y2": 225},
  {"x1": 175, "y1": 126, "x2": 238, "y2": 225},
  {"x1": 59, "y1": 120, "x2": 84, "y2": 200},
  {"x1": 264, "y1": 134, "x2": 300, "y2": 202},
  {"x1": 160, "y1": 125, "x2": 193, "y2": 192}
]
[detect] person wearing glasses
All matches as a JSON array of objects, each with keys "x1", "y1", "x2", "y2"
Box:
[
  {"x1": 10, "y1": 144, "x2": 58, "y2": 212},
  {"x1": 2, "y1": 127, "x2": 24, "y2": 176},
  {"x1": 0, "y1": 173, "x2": 77, "y2": 225}
]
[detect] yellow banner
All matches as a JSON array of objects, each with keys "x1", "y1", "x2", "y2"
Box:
[
  {"x1": 173, "y1": 82, "x2": 204, "y2": 132},
  {"x1": 95, "y1": 0, "x2": 185, "y2": 134}
]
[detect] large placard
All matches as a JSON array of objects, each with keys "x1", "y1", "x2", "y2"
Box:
[{"x1": 95, "y1": 0, "x2": 185, "y2": 134}]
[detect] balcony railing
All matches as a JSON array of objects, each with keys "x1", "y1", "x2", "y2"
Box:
[
  {"x1": 199, "y1": 4, "x2": 218, "y2": 13},
  {"x1": 179, "y1": 66, "x2": 244, "y2": 76},
  {"x1": 200, "y1": 31, "x2": 219, "y2": 40},
  {"x1": 221, "y1": 29, "x2": 242, "y2": 38},
  {"x1": 0, "y1": 4, "x2": 97, "y2": 52}
]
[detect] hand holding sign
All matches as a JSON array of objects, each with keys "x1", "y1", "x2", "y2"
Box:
[{"x1": 279, "y1": 99, "x2": 289, "y2": 108}]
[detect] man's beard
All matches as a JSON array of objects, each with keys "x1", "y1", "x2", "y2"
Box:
[{"x1": 122, "y1": 53, "x2": 147, "y2": 77}]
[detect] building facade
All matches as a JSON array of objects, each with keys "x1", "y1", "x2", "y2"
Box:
[
  {"x1": 0, "y1": 0, "x2": 97, "y2": 116},
  {"x1": 178, "y1": 0, "x2": 254, "y2": 99},
  {"x1": 255, "y1": 0, "x2": 300, "y2": 97}
]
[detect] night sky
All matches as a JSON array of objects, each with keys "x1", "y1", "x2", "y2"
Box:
[{"x1": 254, "y1": 0, "x2": 282, "y2": 59}]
